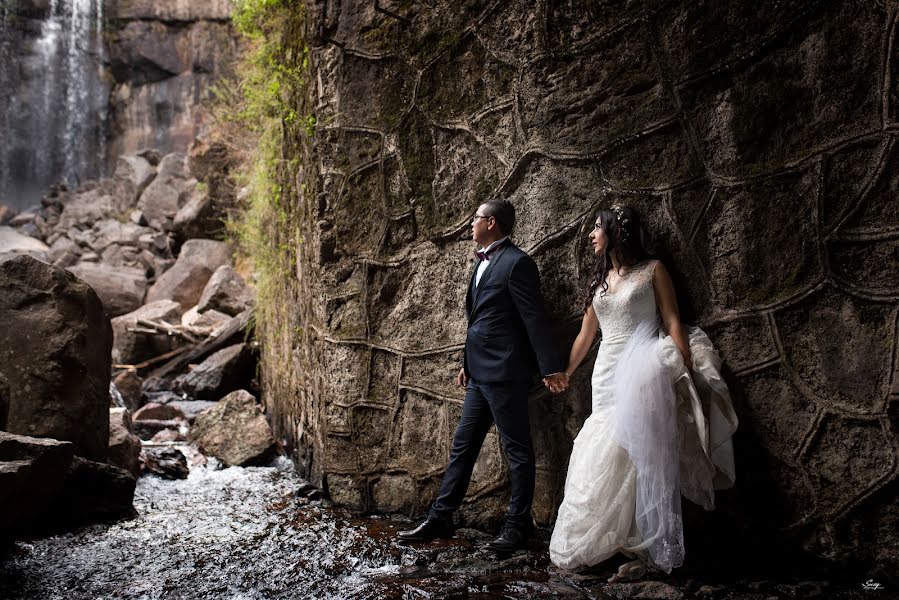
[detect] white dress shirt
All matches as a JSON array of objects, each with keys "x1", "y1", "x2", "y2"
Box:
[{"x1": 475, "y1": 237, "x2": 508, "y2": 286}]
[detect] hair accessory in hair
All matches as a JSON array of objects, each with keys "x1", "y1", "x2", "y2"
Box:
[{"x1": 611, "y1": 205, "x2": 630, "y2": 240}]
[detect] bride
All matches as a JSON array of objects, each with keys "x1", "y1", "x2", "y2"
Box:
[{"x1": 546, "y1": 205, "x2": 738, "y2": 581}]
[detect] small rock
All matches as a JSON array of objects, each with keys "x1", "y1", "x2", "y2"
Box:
[
  {"x1": 145, "y1": 238, "x2": 231, "y2": 308},
  {"x1": 47, "y1": 235, "x2": 81, "y2": 267},
  {"x1": 696, "y1": 584, "x2": 724, "y2": 596},
  {"x1": 607, "y1": 581, "x2": 684, "y2": 600},
  {"x1": 133, "y1": 418, "x2": 187, "y2": 441},
  {"x1": 130, "y1": 210, "x2": 147, "y2": 225},
  {"x1": 112, "y1": 370, "x2": 144, "y2": 412},
  {"x1": 141, "y1": 447, "x2": 189, "y2": 479},
  {"x1": 107, "y1": 408, "x2": 141, "y2": 477},
  {"x1": 165, "y1": 400, "x2": 217, "y2": 423},
  {"x1": 174, "y1": 343, "x2": 255, "y2": 400},
  {"x1": 8, "y1": 212, "x2": 36, "y2": 227},
  {"x1": 115, "y1": 154, "x2": 156, "y2": 205},
  {"x1": 150, "y1": 428, "x2": 187, "y2": 443},
  {"x1": 137, "y1": 148, "x2": 161, "y2": 166},
  {"x1": 133, "y1": 402, "x2": 187, "y2": 422},
  {"x1": 190, "y1": 389, "x2": 276, "y2": 466},
  {"x1": 181, "y1": 305, "x2": 231, "y2": 332},
  {"x1": 196, "y1": 265, "x2": 253, "y2": 316},
  {"x1": 0, "y1": 205, "x2": 17, "y2": 226}
]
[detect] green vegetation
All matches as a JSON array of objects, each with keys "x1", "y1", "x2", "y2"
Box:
[{"x1": 215, "y1": 0, "x2": 313, "y2": 345}]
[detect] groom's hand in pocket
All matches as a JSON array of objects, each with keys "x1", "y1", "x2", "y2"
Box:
[{"x1": 457, "y1": 368, "x2": 468, "y2": 388}]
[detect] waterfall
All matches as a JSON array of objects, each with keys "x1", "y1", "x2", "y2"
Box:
[{"x1": 0, "y1": 0, "x2": 107, "y2": 211}]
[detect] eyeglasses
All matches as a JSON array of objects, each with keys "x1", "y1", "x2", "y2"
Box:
[{"x1": 473, "y1": 214, "x2": 492, "y2": 221}]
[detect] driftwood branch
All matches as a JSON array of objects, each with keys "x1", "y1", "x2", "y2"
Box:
[
  {"x1": 135, "y1": 319, "x2": 202, "y2": 344},
  {"x1": 113, "y1": 346, "x2": 190, "y2": 372}
]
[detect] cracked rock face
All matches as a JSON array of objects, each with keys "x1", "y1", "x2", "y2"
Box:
[{"x1": 261, "y1": 0, "x2": 899, "y2": 574}]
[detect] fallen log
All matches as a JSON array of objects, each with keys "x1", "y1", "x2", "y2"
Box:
[{"x1": 144, "y1": 309, "x2": 252, "y2": 382}]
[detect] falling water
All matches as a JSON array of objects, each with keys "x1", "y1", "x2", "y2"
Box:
[{"x1": 0, "y1": 0, "x2": 107, "y2": 210}]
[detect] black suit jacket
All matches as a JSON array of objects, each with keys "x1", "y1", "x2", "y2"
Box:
[{"x1": 463, "y1": 240, "x2": 563, "y2": 384}]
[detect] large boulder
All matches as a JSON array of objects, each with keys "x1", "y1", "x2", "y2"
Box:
[
  {"x1": 0, "y1": 226, "x2": 49, "y2": 262},
  {"x1": 107, "y1": 408, "x2": 142, "y2": 478},
  {"x1": 145, "y1": 239, "x2": 231, "y2": 308},
  {"x1": 111, "y1": 299, "x2": 183, "y2": 365},
  {"x1": 141, "y1": 447, "x2": 189, "y2": 479},
  {"x1": 0, "y1": 256, "x2": 112, "y2": 460},
  {"x1": 47, "y1": 235, "x2": 82, "y2": 267},
  {"x1": 172, "y1": 188, "x2": 224, "y2": 243},
  {"x1": 173, "y1": 342, "x2": 255, "y2": 400},
  {"x1": 50, "y1": 457, "x2": 137, "y2": 527},
  {"x1": 67, "y1": 262, "x2": 148, "y2": 317},
  {"x1": 190, "y1": 390, "x2": 275, "y2": 466},
  {"x1": 0, "y1": 432, "x2": 74, "y2": 536},
  {"x1": 136, "y1": 154, "x2": 197, "y2": 231},
  {"x1": 114, "y1": 154, "x2": 156, "y2": 206},
  {"x1": 196, "y1": 265, "x2": 253, "y2": 316}
]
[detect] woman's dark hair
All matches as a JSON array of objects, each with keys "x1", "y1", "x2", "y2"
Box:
[
  {"x1": 481, "y1": 198, "x2": 516, "y2": 236},
  {"x1": 583, "y1": 205, "x2": 651, "y2": 310}
]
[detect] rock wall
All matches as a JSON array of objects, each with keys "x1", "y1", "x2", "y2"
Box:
[
  {"x1": 262, "y1": 0, "x2": 899, "y2": 575},
  {"x1": 105, "y1": 0, "x2": 240, "y2": 161}
]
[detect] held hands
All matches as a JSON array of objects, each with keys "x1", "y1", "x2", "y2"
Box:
[{"x1": 543, "y1": 372, "x2": 570, "y2": 395}]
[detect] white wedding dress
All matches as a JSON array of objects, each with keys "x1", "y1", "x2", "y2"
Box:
[{"x1": 549, "y1": 260, "x2": 738, "y2": 572}]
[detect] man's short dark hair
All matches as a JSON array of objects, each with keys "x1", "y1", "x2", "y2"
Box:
[{"x1": 481, "y1": 198, "x2": 516, "y2": 236}]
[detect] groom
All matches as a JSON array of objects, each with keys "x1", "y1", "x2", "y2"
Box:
[{"x1": 397, "y1": 198, "x2": 569, "y2": 552}]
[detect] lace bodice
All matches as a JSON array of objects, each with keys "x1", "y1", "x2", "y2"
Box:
[{"x1": 592, "y1": 260, "x2": 659, "y2": 344}]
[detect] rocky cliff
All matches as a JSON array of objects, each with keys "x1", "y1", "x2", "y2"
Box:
[
  {"x1": 256, "y1": 0, "x2": 899, "y2": 578},
  {"x1": 0, "y1": 0, "x2": 239, "y2": 210},
  {"x1": 105, "y1": 0, "x2": 240, "y2": 159}
]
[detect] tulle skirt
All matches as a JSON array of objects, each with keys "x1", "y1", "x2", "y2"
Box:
[{"x1": 549, "y1": 322, "x2": 738, "y2": 572}]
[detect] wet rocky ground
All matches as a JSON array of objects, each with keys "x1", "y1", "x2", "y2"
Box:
[{"x1": 0, "y1": 458, "x2": 872, "y2": 600}]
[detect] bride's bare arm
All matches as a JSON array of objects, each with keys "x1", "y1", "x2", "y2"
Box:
[
  {"x1": 563, "y1": 305, "x2": 600, "y2": 378},
  {"x1": 653, "y1": 261, "x2": 693, "y2": 371}
]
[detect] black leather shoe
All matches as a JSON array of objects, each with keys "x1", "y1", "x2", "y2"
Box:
[
  {"x1": 396, "y1": 518, "x2": 454, "y2": 542},
  {"x1": 485, "y1": 525, "x2": 529, "y2": 553}
]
